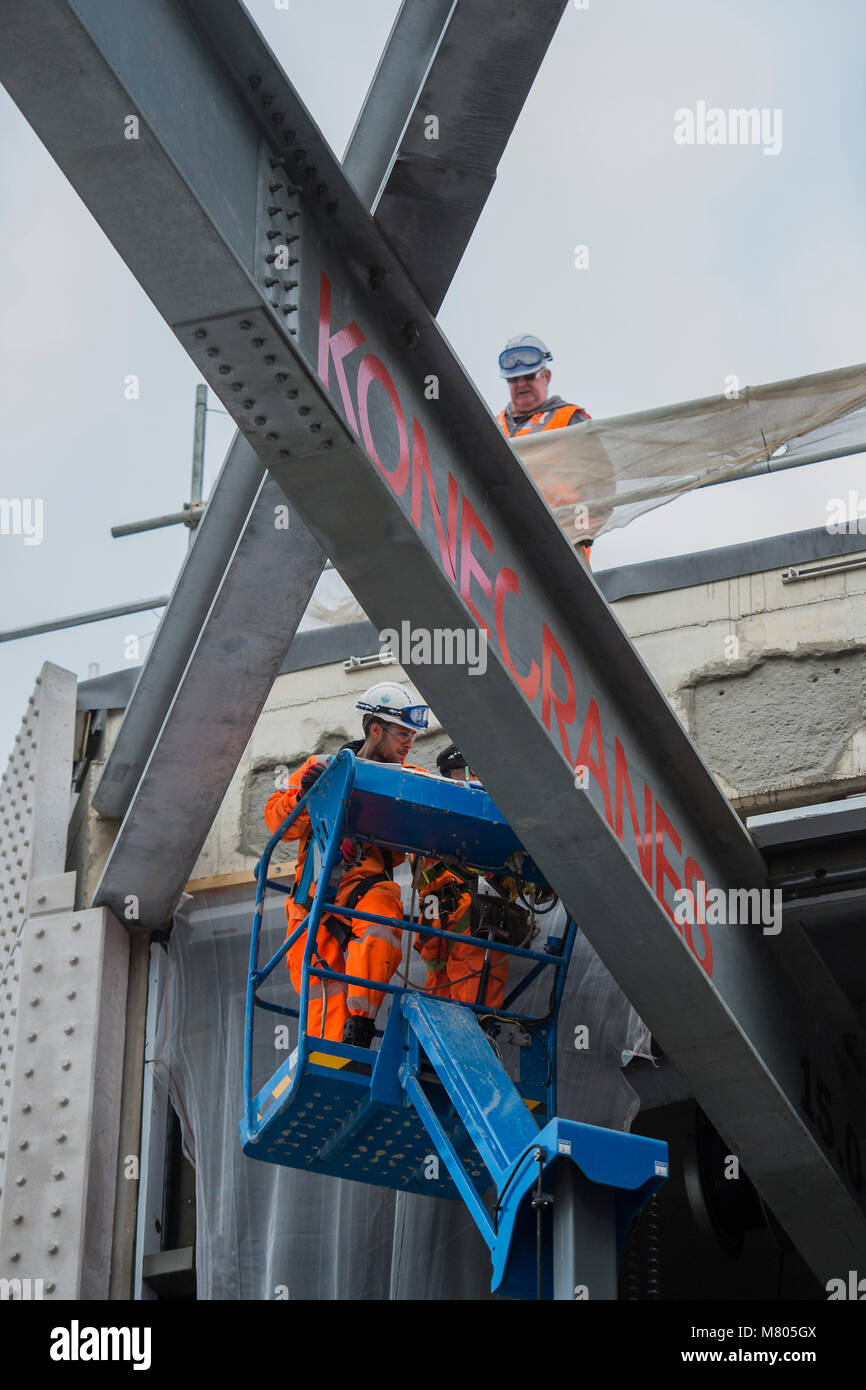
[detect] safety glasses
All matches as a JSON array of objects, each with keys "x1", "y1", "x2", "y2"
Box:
[
  {"x1": 499, "y1": 345, "x2": 548, "y2": 373},
  {"x1": 358, "y1": 700, "x2": 429, "y2": 730}
]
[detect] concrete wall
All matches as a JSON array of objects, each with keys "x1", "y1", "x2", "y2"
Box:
[{"x1": 615, "y1": 559, "x2": 866, "y2": 814}]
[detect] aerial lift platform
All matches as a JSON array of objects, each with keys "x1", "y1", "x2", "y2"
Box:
[{"x1": 239, "y1": 751, "x2": 668, "y2": 1299}]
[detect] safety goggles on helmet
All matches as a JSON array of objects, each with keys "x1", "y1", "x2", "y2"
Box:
[
  {"x1": 498, "y1": 344, "x2": 551, "y2": 375},
  {"x1": 357, "y1": 700, "x2": 429, "y2": 731}
]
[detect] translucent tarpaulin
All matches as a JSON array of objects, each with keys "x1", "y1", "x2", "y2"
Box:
[
  {"x1": 513, "y1": 361, "x2": 866, "y2": 544},
  {"x1": 154, "y1": 873, "x2": 653, "y2": 1300}
]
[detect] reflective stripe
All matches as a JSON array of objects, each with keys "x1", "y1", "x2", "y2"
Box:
[
  {"x1": 308, "y1": 977, "x2": 346, "y2": 999},
  {"x1": 346, "y1": 994, "x2": 372, "y2": 1016},
  {"x1": 354, "y1": 920, "x2": 401, "y2": 949}
]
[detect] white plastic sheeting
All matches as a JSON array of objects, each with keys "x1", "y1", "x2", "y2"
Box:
[
  {"x1": 513, "y1": 361, "x2": 866, "y2": 542},
  {"x1": 154, "y1": 877, "x2": 652, "y2": 1299}
]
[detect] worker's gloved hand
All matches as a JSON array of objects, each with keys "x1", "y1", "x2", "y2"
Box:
[
  {"x1": 299, "y1": 761, "x2": 326, "y2": 795},
  {"x1": 341, "y1": 837, "x2": 361, "y2": 865}
]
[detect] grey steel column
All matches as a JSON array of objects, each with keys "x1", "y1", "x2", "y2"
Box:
[{"x1": 553, "y1": 1163, "x2": 617, "y2": 1301}]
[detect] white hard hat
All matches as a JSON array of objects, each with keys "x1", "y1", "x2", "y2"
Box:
[
  {"x1": 356, "y1": 681, "x2": 429, "y2": 733},
  {"x1": 499, "y1": 333, "x2": 553, "y2": 379}
]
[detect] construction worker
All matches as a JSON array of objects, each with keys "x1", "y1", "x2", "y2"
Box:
[
  {"x1": 496, "y1": 333, "x2": 590, "y2": 438},
  {"x1": 496, "y1": 333, "x2": 596, "y2": 564},
  {"x1": 416, "y1": 745, "x2": 514, "y2": 1011},
  {"x1": 264, "y1": 681, "x2": 430, "y2": 1049}
]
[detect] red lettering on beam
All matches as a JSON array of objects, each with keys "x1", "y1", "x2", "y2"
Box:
[
  {"x1": 356, "y1": 354, "x2": 409, "y2": 497},
  {"x1": 317, "y1": 273, "x2": 364, "y2": 434},
  {"x1": 494, "y1": 568, "x2": 540, "y2": 701},
  {"x1": 655, "y1": 800, "x2": 682, "y2": 926},
  {"x1": 410, "y1": 420, "x2": 457, "y2": 581},
  {"x1": 574, "y1": 699, "x2": 613, "y2": 826},
  {"x1": 614, "y1": 738, "x2": 653, "y2": 885},
  {"x1": 682, "y1": 856, "x2": 714, "y2": 977},
  {"x1": 542, "y1": 624, "x2": 576, "y2": 764},
  {"x1": 460, "y1": 498, "x2": 493, "y2": 635}
]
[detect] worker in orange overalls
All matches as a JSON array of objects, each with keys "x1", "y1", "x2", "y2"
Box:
[
  {"x1": 416, "y1": 745, "x2": 517, "y2": 1011},
  {"x1": 264, "y1": 681, "x2": 430, "y2": 1049},
  {"x1": 496, "y1": 333, "x2": 595, "y2": 566}
]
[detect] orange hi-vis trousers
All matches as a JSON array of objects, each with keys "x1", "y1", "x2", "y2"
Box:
[
  {"x1": 417, "y1": 873, "x2": 508, "y2": 1010},
  {"x1": 286, "y1": 877, "x2": 404, "y2": 1041}
]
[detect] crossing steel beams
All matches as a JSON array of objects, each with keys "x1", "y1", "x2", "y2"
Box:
[{"x1": 2, "y1": 0, "x2": 865, "y2": 1283}]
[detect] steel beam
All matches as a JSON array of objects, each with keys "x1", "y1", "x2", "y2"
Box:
[
  {"x1": 4, "y1": 0, "x2": 866, "y2": 1282},
  {"x1": 342, "y1": 0, "x2": 456, "y2": 212},
  {"x1": 93, "y1": 0, "x2": 549, "y2": 826},
  {"x1": 94, "y1": 477, "x2": 325, "y2": 925},
  {"x1": 93, "y1": 433, "x2": 265, "y2": 820},
  {"x1": 358, "y1": 0, "x2": 571, "y2": 310}
]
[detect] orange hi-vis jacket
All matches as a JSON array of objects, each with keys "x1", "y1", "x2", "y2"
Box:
[
  {"x1": 264, "y1": 752, "x2": 432, "y2": 1038},
  {"x1": 497, "y1": 397, "x2": 593, "y2": 566},
  {"x1": 416, "y1": 863, "x2": 512, "y2": 1010},
  {"x1": 496, "y1": 397, "x2": 590, "y2": 438}
]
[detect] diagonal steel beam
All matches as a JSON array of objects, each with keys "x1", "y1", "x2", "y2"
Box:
[
  {"x1": 347, "y1": 0, "x2": 570, "y2": 310},
  {"x1": 93, "y1": 0, "x2": 560, "y2": 822},
  {"x1": 4, "y1": 0, "x2": 866, "y2": 1283},
  {"x1": 93, "y1": 432, "x2": 267, "y2": 819}
]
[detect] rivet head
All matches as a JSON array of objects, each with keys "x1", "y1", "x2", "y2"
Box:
[
  {"x1": 30, "y1": 997, "x2": 40, "y2": 1007},
  {"x1": 45, "y1": 1282, "x2": 55, "y2": 1293},
  {"x1": 47, "y1": 1243, "x2": 58, "y2": 1255},
  {"x1": 252, "y1": 338, "x2": 265, "y2": 348},
  {"x1": 193, "y1": 328, "x2": 207, "y2": 340},
  {"x1": 239, "y1": 319, "x2": 252, "y2": 330},
  {"x1": 23, "y1": 1068, "x2": 33, "y2": 1078},
  {"x1": 21, "y1": 1103, "x2": 30, "y2": 1113},
  {"x1": 71, "y1": 921, "x2": 80, "y2": 931},
  {"x1": 52, "y1": 1167, "x2": 64, "y2": 1180},
  {"x1": 9, "y1": 1251, "x2": 20, "y2": 1262},
  {"x1": 69, "y1": 956, "x2": 78, "y2": 966},
  {"x1": 18, "y1": 1139, "x2": 28, "y2": 1150},
  {"x1": 218, "y1": 364, "x2": 231, "y2": 375},
  {"x1": 254, "y1": 415, "x2": 267, "y2": 426},
  {"x1": 56, "y1": 1133, "x2": 67, "y2": 1143},
  {"x1": 206, "y1": 346, "x2": 219, "y2": 358},
  {"x1": 26, "y1": 1033, "x2": 36, "y2": 1042},
  {"x1": 51, "y1": 1206, "x2": 61, "y2": 1216},
  {"x1": 243, "y1": 399, "x2": 255, "y2": 410},
  {"x1": 61, "y1": 1061, "x2": 71, "y2": 1071},
  {"x1": 63, "y1": 1026, "x2": 73, "y2": 1036},
  {"x1": 36, "y1": 896, "x2": 46, "y2": 907},
  {"x1": 59, "y1": 1097, "x2": 69, "y2": 1107},
  {"x1": 66, "y1": 991, "x2": 76, "y2": 1000},
  {"x1": 32, "y1": 962, "x2": 42, "y2": 972},
  {"x1": 15, "y1": 1176, "x2": 25, "y2": 1186}
]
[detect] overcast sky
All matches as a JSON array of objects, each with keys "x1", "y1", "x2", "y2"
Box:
[{"x1": 1, "y1": 0, "x2": 865, "y2": 760}]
